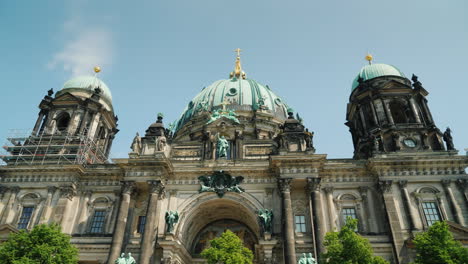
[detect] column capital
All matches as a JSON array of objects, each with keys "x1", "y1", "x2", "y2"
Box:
[
  {"x1": 441, "y1": 179, "x2": 451, "y2": 188},
  {"x1": 47, "y1": 186, "x2": 58, "y2": 194},
  {"x1": 59, "y1": 186, "x2": 76, "y2": 200},
  {"x1": 456, "y1": 179, "x2": 468, "y2": 191},
  {"x1": 148, "y1": 180, "x2": 165, "y2": 199},
  {"x1": 358, "y1": 186, "x2": 369, "y2": 198},
  {"x1": 323, "y1": 186, "x2": 334, "y2": 194},
  {"x1": 306, "y1": 177, "x2": 321, "y2": 193},
  {"x1": 0, "y1": 185, "x2": 8, "y2": 195},
  {"x1": 121, "y1": 181, "x2": 136, "y2": 194},
  {"x1": 277, "y1": 178, "x2": 292, "y2": 193},
  {"x1": 398, "y1": 180, "x2": 408, "y2": 188},
  {"x1": 378, "y1": 180, "x2": 393, "y2": 193}
]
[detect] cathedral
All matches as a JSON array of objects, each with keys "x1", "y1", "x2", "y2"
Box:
[{"x1": 0, "y1": 52, "x2": 467, "y2": 264}]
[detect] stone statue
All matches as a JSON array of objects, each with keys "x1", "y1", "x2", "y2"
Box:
[
  {"x1": 304, "y1": 129, "x2": 314, "y2": 150},
  {"x1": 130, "y1": 132, "x2": 142, "y2": 154},
  {"x1": 198, "y1": 170, "x2": 245, "y2": 197},
  {"x1": 125, "y1": 253, "x2": 136, "y2": 264},
  {"x1": 443, "y1": 127, "x2": 454, "y2": 150},
  {"x1": 115, "y1": 252, "x2": 135, "y2": 264},
  {"x1": 258, "y1": 209, "x2": 273, "y2": 234},
  {"x1": 217, "y1": 136, "x2": 229, "y2": 158},
  {"x1": 297, "y1": 253, "x2": 317, "y2": 264},
  {"x1": 227, "y1": 109, "x2": 240, "y2": 123},
  {"x1": 207, "y1": 109, "x2": 221, "y2": 124},
  {"x1": 156, "y1": 135, "x2": 167, "y2": 151},
  {"x1": 165, "y1": 211, "x2": 179, "y2": 233},
  {"x1": 115, "y1": 253, "x2": 126, "y2": 264}
]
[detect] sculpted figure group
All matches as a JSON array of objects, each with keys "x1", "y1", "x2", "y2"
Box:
[
  {"x1": 115, "y1": 253, "x2": 136, "y2": 264},
  {"x1": 298, "y1": 253, "x2": 317, "y2": 264}
]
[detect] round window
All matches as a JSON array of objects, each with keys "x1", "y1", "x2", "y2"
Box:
[
  {"x1": 403, "y1": 139, "x2": 416, "y2": 148},
  {"x1": 274, "y1": 98, "x2": 282, "y2": 105},
  {"x1": 227, "y1": 88, "x2": 237, "y2": 96}
]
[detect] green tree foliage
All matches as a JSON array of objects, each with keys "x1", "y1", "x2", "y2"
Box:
[
  {"x1": 0, "y1": 223, "x2": 78, "y2": 264},
  {"x1": 412, "y1": 221, "x2": 468, "y2": 264},
  {"x1": 201, "y1": 230, "x2": 254, "y2": 264},
  {"x1": 321, "y1": 218, "x2": 389, "y2": 264}
]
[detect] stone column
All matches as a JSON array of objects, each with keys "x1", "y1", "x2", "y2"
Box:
[
  {"x1": 76, "y1": 190, "x2": 93, "y2": 233},
  {"x1": 379, "y1": 180, "x2": 405, "y2": 264},
  {"x1": 278, "y1": 178, "x2": 296, "y2": 264},
  {"x1": 0, "y1": 186, "x2": 9, "y2": 220},
  {"x1": 382, "y1": 99, "x2": 395, "y2": 125},
  {"x1": 324, "y1": 187, "x2": 336, "y2": 231},
  {"x1": 398, "y1": 181, "x2": 420, "y2": 230},
  {"x1": 2, "y1": 187, "x2": 20, "y2": 224},
  {"x1": 307, "y1": 177, "x2": 324, "y2": 259},
  {"x1": 305, "y1": 184, "x2": 318, "y2": 260},
  {"x1": 108, "y1": 181, "x2": 135, "y2": 264},
  {"x1": 58, "y1": 186, "x2": 77, "y2": 234},
  {"x1": 456, "y1": 179, "x2": 468, "y2": 209},
  {"x1": 359, "y1": 186, "x2": 378, "y2": 233},
  {"x1": 369, "y1": 102, "x2": 380, "y2": 126},
  {"x1": 140, "y1": 180, "x2": 165, "y2": 264},
  {"x1": 442, "y1": 180, "x2": 464, "y2": 225},
  {"x1": 40, "y1": 186, "x2": 59, "y2": 224},
  {"x1": 409, "y1": 98, "x2": 422, "y2": 123},
  {"x1": 32, "y1": 110, "x2": 45, "y2": 135},
  {"x1": 78, "y1": 110, "x2": 91, "y2": 135}
]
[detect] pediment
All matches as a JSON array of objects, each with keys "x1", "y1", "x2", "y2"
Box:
[
  {"x1": 53, "y1": 92, "x2": 82, "y2": 103},
  {"x1": 0, "y1": 224, "x2": 19, "y2": 240},
  {"x1": 205, "y1": 116, "x2": 240, "y2": 128},
  {"x1": 381, "y1": 80, "x2": 411, "y2": 90},
  {"x1": 446, "y1": 221, "x2": 468, "y2": 241}
]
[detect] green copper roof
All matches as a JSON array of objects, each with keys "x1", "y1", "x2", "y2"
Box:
[
  {"x1": 351, "y1": 63, "x2": 405, "y2": 91},
  {"x1": 174, "y1": 78, "x2": 290, "y2": 132},
  {"x1": 58, "y1": 75, "x2": 113, "y2": 105}
]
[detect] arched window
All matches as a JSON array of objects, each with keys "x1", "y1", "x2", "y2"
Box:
[
  {"x1": 87, "y1": 196, "x2": 114, "y2": 234},
  {"x1": 56, "y1": 112, "x2": 71, "y2": 132},
  {"x1": 389, "y1": 101, "x2": 408, "y2": 124},
  {"x1": 17, "y1": 193, "x2": 42, "y2": 230},
  {"x1": 414, "y1": 187, "x2": 446, "y2": 228}
]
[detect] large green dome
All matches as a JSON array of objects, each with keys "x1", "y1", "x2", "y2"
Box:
[
  {"x1": 57, "y1": 75, "x2": 112, "y2": 105},
  {"x1": 175, "y1": 77, "x2": 290, "y2": 131},
  {"x1": 351, "y1": 63, "x2": 405, "y2": 91}
]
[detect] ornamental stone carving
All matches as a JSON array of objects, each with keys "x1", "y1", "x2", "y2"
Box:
[
  {"x1": 198, "y1": 170, "x2": 244, "y2": 198},
  {"x1": 59, "y1": 186, "x2": 76, "y2": 200},
  {"x1": 306, "y1": 178, "x2": 321, "y2": 193},
  {"x1": 121, "y1": 181, "x2": 136, "y2": 195},
  {"x1": 148, "y1": 180, "x2": 165, "y2": 199},
  {"x1": 278, "y1": 178, "x2": 292, "y2": 193},
  {"x1": 378, "y1": 180, "x2": 393, "y2": 193}
]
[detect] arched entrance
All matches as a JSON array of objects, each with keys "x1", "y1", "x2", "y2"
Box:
[{"x1": 173, "y1": 193, "x2": 264, "y2": 263}]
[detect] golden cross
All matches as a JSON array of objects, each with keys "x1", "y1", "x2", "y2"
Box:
[
  {"x1": 234, "y1": 48, "x2": 242, "y2": 57},
  {"x1": 220, "y1": 100, "x2": 230, "y2": 112}
]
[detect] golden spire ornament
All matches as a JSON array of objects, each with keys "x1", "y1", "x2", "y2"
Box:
[
  {"x1": 230, "y1": 48, "x2": 246, "y2": 79},
  {"x1": 94, "y1": 66, "x2": 101, "y2": 73},
  {"x1": 365, "y1": 53, "x2": 373, "y2": 65}
]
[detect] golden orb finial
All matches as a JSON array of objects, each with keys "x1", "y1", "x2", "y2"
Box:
[
  {"x1": 94, "y1": 66, "x2": 101, "y2": 73},
  {"x1": 365, "y1": 53, "x2": 373, "y2": 65}
]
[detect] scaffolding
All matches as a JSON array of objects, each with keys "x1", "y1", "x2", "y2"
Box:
[{"x1": 0, "y1": 128, "x2": 108, "y2": 166}]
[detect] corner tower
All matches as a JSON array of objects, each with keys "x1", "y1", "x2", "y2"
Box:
[
  {"x1": 1, "y1": 67, "x2": 118, "y2": 165},
  {"x1": 346, "y1": 55, "x2": 452, "y2": 159}
]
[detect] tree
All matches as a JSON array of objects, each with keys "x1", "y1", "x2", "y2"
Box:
[
  {"x1": 201, "y1": 230, "x2": 254, "y2": 264},
  {"x1": 412, "y1": 221, "x2": 468, "y2": 264},
  {"x1": 321, "y1": 218, "x2": 389, "y2": 264},
  {"x1": 0, "y1": 223, "x2": 78, "y2": 264}
]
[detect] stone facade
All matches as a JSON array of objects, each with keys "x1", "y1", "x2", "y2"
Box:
[{"x1": 1, "y1": 59, "x2": 468, "y2": 264}]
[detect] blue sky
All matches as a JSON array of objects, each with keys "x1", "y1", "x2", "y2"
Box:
[{"x1": 1, "y1": 0, "x2": 467, "y2": 159}]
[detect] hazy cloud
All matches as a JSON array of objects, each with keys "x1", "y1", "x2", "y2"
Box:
[{"x1": 49, "y1": 28, "x2": 113, "y2": 76}]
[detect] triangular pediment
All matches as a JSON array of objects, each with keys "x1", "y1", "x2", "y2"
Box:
[
  {"x1": 446, "y1": 221, "x2": 468, "y2": 242},
  {"x1": 0, "y1": 224, "x2": 19, "y2": 241},
  {"x1": 205, "y1": 115, "x2": 240, "y2": 128},
  {"x1": 53, "y1": 92, "x2": 82, "y2": 103},
  {"x1": 381, "y1": 80, "x2": 411, "y2": 90}
]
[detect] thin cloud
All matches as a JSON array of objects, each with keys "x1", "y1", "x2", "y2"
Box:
[{"x1": 49, "y1": 28, "x2": 113, "y2": 77}]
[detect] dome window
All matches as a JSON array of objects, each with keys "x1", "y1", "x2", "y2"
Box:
[
  {"x1": 274, "y1": 98, "x2": 282, "y2": 106},
  {"x1": 56, "y1": 113, "x2": 71, "y2": 132},
  {"x1": 227, "y1": 88, "x2": 238, "y2": 96}
]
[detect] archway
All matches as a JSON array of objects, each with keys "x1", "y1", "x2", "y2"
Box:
[{"x1": 175, "y1": 193, "x2": 262, "y2": 261}]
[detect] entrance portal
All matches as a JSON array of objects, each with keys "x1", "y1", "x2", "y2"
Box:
[{"x1": 192, "y1": 219, "x2": 257, "y2": 256}]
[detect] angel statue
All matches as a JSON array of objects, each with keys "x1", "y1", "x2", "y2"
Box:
[
  {"x1": 165, "y1": 211, "x2": 179, "y2": 233},
  {"x1": 217, "y1": 136, "x2": 229, "y2": 158},
  {"x1": 115, "y1": 253, "x2": 126, "y2": 264},
  {"x1": 257, "y1": 209, "x2": 273, "y2": 234}
]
